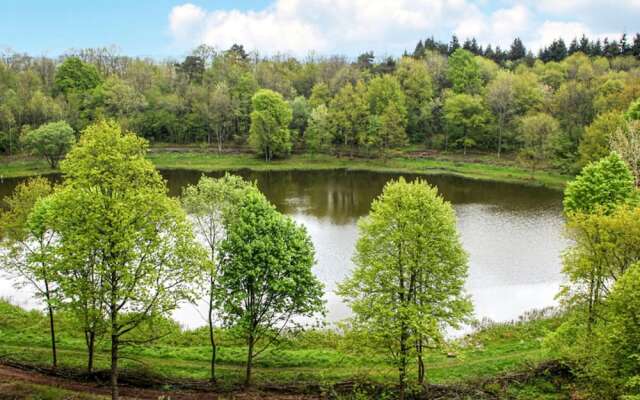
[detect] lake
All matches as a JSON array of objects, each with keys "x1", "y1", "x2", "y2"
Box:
[{"x1": 0, "y1": 169, "x2": 567, "y2": 329}]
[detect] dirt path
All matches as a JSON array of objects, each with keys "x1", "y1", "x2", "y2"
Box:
[{"x1": 0, "y1": 363, "x2": 320, "y2": 400}]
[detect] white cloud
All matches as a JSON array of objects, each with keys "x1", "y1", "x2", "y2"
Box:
[
  {"x1": 529, "y1": 21, "x2": 621, "y2": 51},
  {"x1": 167, "y1": 1, "x2": 638, "y2": 56},
  {"x1": 168, "y1": 1, "x2": 479, "y2": 56}
]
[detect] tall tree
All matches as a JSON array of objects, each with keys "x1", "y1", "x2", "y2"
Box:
[
  {"x1": 443, "y1": 93, "x2": 489, "y2": 154},
  {"x1": 54, "y1": 57, "x2": 102, "y2": 95},
  {"x1": 517, "y1": 113, "x2": 560, "y2": 174},
  {"x1": 394, "y1": 57, "x2": 433, "y2": 142},
  {"x1": 486, "y1": 71, "x2": 516, "y2": 157},
  {"x1": 249, "y1": 89, "x2": 293, "y2": 161},
  {"x1": 447, "y1": 49, "x2": 482, "y2": 94},
  {"x1": 218, "y1": 190, "x2": 324, "y2": 386},
  {"x1": 181, "y1": 174, "x2": 256, "y2": 383},
  {"x1": 34, "y1": 120, "x2": 205, "y2": 400},
  {"x1": 0, "y1": 178, "x2": 57, "y2": 369},
  {"x1": 338, "y1": 178, "x2": 472, "y2": 399}
]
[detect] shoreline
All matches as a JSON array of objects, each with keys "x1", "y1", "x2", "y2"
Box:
[{"x1": 0, "y1": 151, "x2": 570, "y2": 189}]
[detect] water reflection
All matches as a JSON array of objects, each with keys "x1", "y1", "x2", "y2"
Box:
[{"x1": 0, "y1": 169, "x2": 567, "y2": 327}]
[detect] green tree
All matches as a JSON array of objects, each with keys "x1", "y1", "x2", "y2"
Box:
[
  {"x1": 34, "y1": 120, "x2": 205, "y2": 400},
  {"x1": 486, "y1": 71, "x2": 516, "y2": 157},
  {"x1": 305, "y1": 105, "x2": 333, "y2": 153},
  {"x1": 328, "y1": 81, "x2": 369, "y2": 158},
  {"x1": 0, "y1": 178, "x2": 57, "y2": 369},
  {"x1": 377, "y1": 102, "x2": 408, "y2": 159},
  {"x1": 447, "y1": 49, "x2": 482, "y2": 94},
  {"x1": 54, "y1": 57, "x2": 102, "y2": 95},
  {"x1": 308, "y1": 82, "x2": 331, "y2": 109},
  {"x1": 517, "y1": 113, "x2": 559, "y2": 174},
  {"x1": 181, "y1": 174, "x2": 255, "y2": 383},
  {"x1": 563, "y1": 152, "x2": 637, "y2": 215},
  {"x1": 611, "y1": 121, "x2": 640, "y2": 187},
  {"x1": 625, "y1": 97, "x2": 640, "y2": 121},
  {"x1": 21, "y1": 120, "x2": 75, "y2": 168},
  {"x1": 577, "y1": 111, "x2": 625, "y2": 168},
  {"x1": 289, "y1": 96, "x2": 310, "y2": 144},
  {"x1": 394, "y1": 57, "x2": 435, "y2": 142},
  {"x1": 218, "y1": 191, "x2": 324, "y2": 386},
  {"x1": 338, "y1": 178, "x2": 472, "y2": 399},
  {"x1": 249, "y1": 89, "x2": 293, "y2": 161},
  {"x1": 443, "y1": 93, "x2": 488, "y2": 154}
]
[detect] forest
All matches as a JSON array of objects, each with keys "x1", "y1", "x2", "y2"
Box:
[
  {"x1": 1, "y1": 33, "x2": 640, "y2": 174},
  {"x1": 0, "y1": 32, "x2": 639, "y2": 400}
]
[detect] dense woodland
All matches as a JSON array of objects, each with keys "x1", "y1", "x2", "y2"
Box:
[{"x1": 2, "y1": 33, "x2": 640, "y2": 173}]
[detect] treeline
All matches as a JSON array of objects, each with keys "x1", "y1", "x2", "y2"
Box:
[
  {"x1": 2, "y1": 34, "x2": 640, "y2": 173},
  {"x1": 413, "y1": 33, "x2": 640, "y2": 64}
]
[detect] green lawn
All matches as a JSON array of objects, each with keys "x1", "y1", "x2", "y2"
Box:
[
  {"x1": 0, "y1": 300, "x2": 564, "y2": 395},
  {"x1": 0, "y1": 151, "x2": 569, "y2": 189}
]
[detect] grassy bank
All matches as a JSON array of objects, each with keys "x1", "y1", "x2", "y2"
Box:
[
  {"x1": 0, "y1": 299, "x2": 570, "y2": 398},
  {"x1": 0, "y1": 150, "x2": 569, "y2": 189}
]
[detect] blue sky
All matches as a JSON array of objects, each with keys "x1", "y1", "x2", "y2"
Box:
[{"x1": 1, "y1": 1, "x2": 638, "y2": 58}]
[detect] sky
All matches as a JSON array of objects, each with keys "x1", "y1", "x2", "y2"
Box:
[{"x1": 1, "y1": 1, "x2": 638, "y2": 59}]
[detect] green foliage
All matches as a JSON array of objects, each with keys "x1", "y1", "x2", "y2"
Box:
[
  {"x1": 305, "y1": 105, "x2": 333, "y2": 154},
  {"x1": 54, "y1": 57, "x2": 102, "y2": 95},
  {"x1": 21, "y1": 121, "x2": 75, "y2": 168},
  {"x1": 563, "y1": 152, "x2": 637, "y2": 215},
  {"x1": 249, "y1": 89, "x2": 293, "y2": 161},
  {"x1": 218, "y1": 190, "x2": 324, "y2": 384},
  {"x1": 338, "y1": 178, "x2": 472, "y2": 394},
  {"x1": 577, "y1": 111, "x2": 626, "y2": 168},
  {"x1": 447, "y1": 49, "x2": 483, "y2": 94},
  {"x1": 32, "y1": 120, "x2": 206, "y2": 395},
  {"x1": 625, "y1": 97, "x2": 640, "y2": 121},
  {"x1": 518, "y1": 113, "x2": 560, "y2": 173},
  {"x1": 443, "y1": 93, "x2": 489, "y2": 154}
]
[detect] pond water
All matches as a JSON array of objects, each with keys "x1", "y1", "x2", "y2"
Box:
[{"x1": 0, "y1": 169, "x2": 567, "y2": 329}]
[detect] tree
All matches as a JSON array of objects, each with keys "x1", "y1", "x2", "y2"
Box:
[
  {"x1": 486, "y1": 71, "x2": 516, "y2": 157},
  {"x1": 181, "y1": 174, "x2": 255, "y2": 383},
  {"x1": 328, "y1": 81, "x2": 369, "y2": 158},
  {"x1": 289, "y1": 96, "x2": 310, "y2": 144},
  {"x1": 443, "y1": 93, "x2": 488, "y2": 154},
  {"x1": 563, "y1": 152, "x2": 637, "y2": 215},
  {"x1": 394, "y1": 57, "x2": 433, "y2": 142},
  {"x1": 34, "y1": 120, "x2": 205, "y2": 400},
  {"x1": 447, "y1": 49, "x2": 482, "y2": 94},
  {"x1": 218, "y1": 190, "x2": 324, "y2": 386},
  {"x1": 577, "y1": 111, "x2": 625, "y2": 168},
  {"x1": 626, "y1": 98, "x2": 640, "y2": 121},
  {"x1": 610, "y1": 121, "x2": 640, "y2": 186},
  {"x1": 305, "y1": 105, "x2": 333, "y2": 153},
  {"x1": 54, "y1": 57, "x2": 102, "y2": 95},
  {"x1": 248, "y1": 89, "x2": 293, "y2": 161},
  {"x1": 594, "y1": 263, "x2": 640, "y2": 397},
  {"x1": 21, "y1": 120, "x2": 75, "y2": 168},
  {"x1": 338, "y1": 178, "x2": 472, "y2": 399},
  {"x1": 308, "y1": 82, "x2": 331, "y2": 109},
  {"x1": 377, "y1": 102, "x2": 408, "y2": 159},
  {"x1": 0, "y1": 178, "x2": 57, "y2": 369},
  {"x1": 517, "y1": 113, "x2": 559, "y2": 174}
]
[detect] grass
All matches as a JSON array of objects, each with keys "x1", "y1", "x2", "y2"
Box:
[
  {"x1": 0, "y1": 149, "x2": 570, "y2": 189},
  {"x1": 0, "y1": 299, "x2": 564, "y2": 394}
]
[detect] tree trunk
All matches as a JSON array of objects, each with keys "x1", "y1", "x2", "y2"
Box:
[
  {"x1": 208, "y1": 277, "x2": 217, "y2": 383},
  {"x1": 111, "y1": 333, "x2": 119, "y2": 400},
  {"x1": 497, "y1": 121, "x2": 503, "y2": 158},
  {"x1": 86, "y1": 329, "x2": 95, "y2": 373},
  {"x1": 417, "y1": 339, "x2": 425, "y2": 385},
  {"x1": 44, "y1": 280, "x2": 57, "y2": 370},
  {"x1": 245, "y1": 332, "x2": 254, "y2": 387}
]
